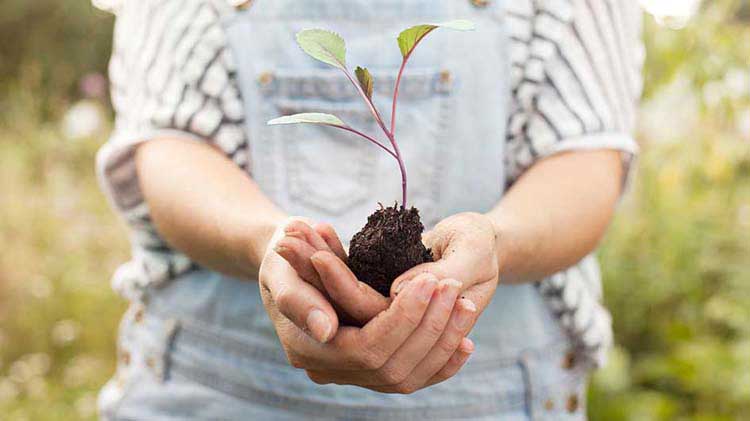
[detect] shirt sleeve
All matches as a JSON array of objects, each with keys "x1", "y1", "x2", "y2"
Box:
[
  {"x1": 95, "y1": 0, "x2": 246, "y2": 294},
  {"x1": 504, "y1": 0, "x2": 644, "y2": 187},
  {"x1": 98, "y1": 0, "x2": 246, "y2": 216}
]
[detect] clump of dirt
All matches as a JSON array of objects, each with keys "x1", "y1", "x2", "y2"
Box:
[{"x1": 348, "y1": 204, "x2": 433, "y2": 297}]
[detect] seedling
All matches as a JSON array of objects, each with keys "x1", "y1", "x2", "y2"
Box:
[
  {"x1": 268, "y1": 20, "x2": 475, "y2": 208},
  {"x1": 268, "y1": 21, "x2": 475, "y2": 296}
]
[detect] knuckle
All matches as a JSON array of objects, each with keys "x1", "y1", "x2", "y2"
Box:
[
  {"x1": 358, "y1": 349, "x2": 387, "y2": 370},
  {"x1": 394, "y1": 301, "x2": 422, "y2": 328},
  {"x1": 438, "y1": 337, "x2": 460, "y2": 355},
  {"x1": 424, "y1": 319, "x2": 445, "y2": 338},
  {"x1": 274, "y1": 288, "x2": 293, "y2": 311},
  {"x1": 377, "y1": 366, "x2": 408, "y2": 385}
]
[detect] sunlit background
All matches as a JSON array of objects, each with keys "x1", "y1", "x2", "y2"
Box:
[{"x1": 1, "y1": 1, "x2": 749, "y2": 420}]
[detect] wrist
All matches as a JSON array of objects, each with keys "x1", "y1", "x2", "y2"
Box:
[
  {"x1": 484, "y1": 211, "x2": 525, "y2": 284},
  {"x1": 244, "y1": 214, "x2": 289, "y2": 272}
]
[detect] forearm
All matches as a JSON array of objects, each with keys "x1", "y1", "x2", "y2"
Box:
[
  {"x1": 136, "y1": 138, "x2": 287, "y2": 280},
  {"x1": 486, "y1": 150, "x2": 624, "y2": 284}
]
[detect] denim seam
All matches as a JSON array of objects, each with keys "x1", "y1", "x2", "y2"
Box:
[{"x1": 169, "y1": 353, "x2": 526, "y2": 419}]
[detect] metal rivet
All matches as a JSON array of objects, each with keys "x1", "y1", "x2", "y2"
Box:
[
  {"x1": 133, "y1": 307, "x2": 144, "y2": 323},
  {"x1": 258, "y1": 71, "x2": 274, "y2": 86},
  {"x1": 567, "y1": 394, "x2": 579, "y2": 413},
  {"x1": 228, "y1": 0, "x2": 254, "y2": 10},
  {"x1": 562, "y1": 351, "x2": 576, "y2": 370},
  {"x1": 470, "y1": 0, "x2": 490, "y2": 8},
  {"x1": 544, "y1": 399, "x2": 555, "y2": 411},
  {"x1": 439, "y1": 70, "x2": 452, "y2": 84}
]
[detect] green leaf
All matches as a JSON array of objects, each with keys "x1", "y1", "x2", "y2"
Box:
[
  {"x1": 295, "y1": 29, "x2": 347, "y2": 69},
  {"x1": 397, "y1": 20, "x2": 476, "y2": 58},
  {"x1": 355, "y1": 66, "x2": 374, "y2": 99},
  {"x1": 267, "y1": 112, "x2": 347, "y2": 127}
]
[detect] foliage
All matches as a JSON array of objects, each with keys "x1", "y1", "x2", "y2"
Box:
[
  {"x1": 274, "y1": 21, "x2": 474, "y2": 208},
  {"x1": 0, "y1": 1, "x2": 748, "y2": 420},
  {"x1": 0, "y1": 0, "x2": 113, "y2": 121}
]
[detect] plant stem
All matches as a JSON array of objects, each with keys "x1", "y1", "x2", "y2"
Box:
[
  {"x1": 390, "y1": 58, "x2": 409, "y2": 137},
  {"x1": 340, "y1": 65, "x2": 409, "y2": 208},
  {"x1": 388, "y1": 133, "x2": 408, "y2": 208},
  {"x1": 328, "y1": 124, "x2": 397, "y2": 159},
  {"x1": 341, "y1": 68, "x2": 392, "y2": 140}
]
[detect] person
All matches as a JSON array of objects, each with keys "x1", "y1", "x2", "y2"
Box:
[{"x1": 94, "y1": 0, "x2": 643, "y2": 419}]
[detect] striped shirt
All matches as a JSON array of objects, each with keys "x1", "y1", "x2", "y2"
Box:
[{"x1": 96, "y1": 0, "x2": 643, "y2": 367}]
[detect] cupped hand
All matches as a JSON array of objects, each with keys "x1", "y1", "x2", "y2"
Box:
[
  {"x1": 391, "y1": 212, "x2": 500, "y2": 320},
  {"x1": 274, "y1": 220, "x2": 389, "y2": 324},
  {"x1": 264, "y1": 220, "x2": 478, "y2": 393}
]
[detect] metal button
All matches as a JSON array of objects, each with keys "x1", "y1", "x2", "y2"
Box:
[
  {"x1": 470, "y1": 0, "x2": 491, "y2": 8},
  {"x1": 258, "y1": 71, "x2": 275, "y2": 87},
  {"x1": 562, "y1": 351, "x2": 576, "y2": 370},
  {"x1": 133, "y1": 307, "x2": 144, "y2": 324},
  {"x1": 439, "y1": 70, "x2": 452, "y2": 84},
  {"x1": 566, "y1": 394, "x2": 579, "y2": 413},
  {"x1": 544, "y1": 399, "x2": 555, "y2": 411},
  {"x1": 120, "y1": 350, "x2": 130, "y2": 365},
  {"x1": 145, "y1": 356, "x2": 156, "y2": 369},
  {"x1": 228, "y1": 0, "x2": 254, "y2": 10}
]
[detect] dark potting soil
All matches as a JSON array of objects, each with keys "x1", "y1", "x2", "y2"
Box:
[{"x1": 348, "y1": 204, "x2": 433, "y2": 297}]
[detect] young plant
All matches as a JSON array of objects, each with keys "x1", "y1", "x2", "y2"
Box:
[
  {"x1": 268, "y1": 20, "x2": 475, "y2": 208},
  {"x1": 268, "y1": 21, "x2": 475, "y2": 296}
]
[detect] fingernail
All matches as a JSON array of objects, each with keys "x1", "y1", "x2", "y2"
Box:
[
  {"x1": 439, "y1": 278, "x2": 462, "y2": 292},
  {"x1": 306, "y1": 309, "x2": 332, "y2": 343},
  {"x1": 460, "y1": 337, "x2": 475, "y2": 354},
  {"x1": 455, "y1": 299, "x2": 476, "y2": 329},
  {"x1": 274, "y1": 244, "x2": 287, "y2": 254}
]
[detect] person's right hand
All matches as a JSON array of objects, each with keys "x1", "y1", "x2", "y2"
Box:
[
  {"x1": 259, "y1": 221, "x2": 477, "y2": 393},
  {"x1": 274, "y1": 220, "x2": 389, "y2": 324}
]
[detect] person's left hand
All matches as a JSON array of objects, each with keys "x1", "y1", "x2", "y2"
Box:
[{"x1": 391, "y1": 212, "x2": 500, "y2": 319}]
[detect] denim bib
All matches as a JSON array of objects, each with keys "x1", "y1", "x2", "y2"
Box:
[{"x1": 100, "y1": 1, "x2": 588, "y2": 419}]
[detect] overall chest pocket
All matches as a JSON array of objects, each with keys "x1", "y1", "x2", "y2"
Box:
[{"x1": 258, "y1": 66, "x2": 455, "y2": 218}]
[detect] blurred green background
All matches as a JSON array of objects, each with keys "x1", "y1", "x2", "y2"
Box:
[{"x1": 0, "y1": 1, "x2": 749, "y2": 420}]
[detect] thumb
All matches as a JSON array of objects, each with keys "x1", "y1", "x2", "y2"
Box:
[
  {"x1": 390, "y1": 249, "x2": 472, "y2": 297},
  {"x1": 261, "y1": 256, "x2": 339, "y2": 343}
]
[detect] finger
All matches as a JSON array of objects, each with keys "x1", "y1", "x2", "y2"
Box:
[
  {"x1": 282, "y1": 273, "x2": 435, "y2": 372},
  {"x1": 424, "y1": 337, "x2": 475, "y2": 387},
  {"x1": 390, "y1": 228, "x2": 494, "y2": 297},
  {"x1": 391, "y1": 253, "x2": 470, "y2": 297},
  {"x1": 368, "y1": 338, "x2": 474, "y2": 394},
  {"x1": 285, "y1": 220, "x2": 330, "y2": 251},
  {"x1": 306, "y1": 278, "x2": 461, "y2": 386},
  {"x1": 263, "y1": 256, "x2": 339, "y2": 343},
  {"x1": 314, "y1": 222, "x2": 348, "y2": 262},
  {"x1": 392, "y1": 298, "x2": 477, "y2": 390},
  {"x1": 459, "y1": 281, "x2": 497, "y2": 319},
  {"x1": 275, "y1": 236, "x2": 323, "y2": 290},
  {"x1": 311, "y1": 251, "x2": 389, "y2": 324},
  {"x1": 350, "y1": 274, "x2": 437, "y2": 368},
  {"x1": 370, "y1": 279, "x2": 461, "y2": 385}
]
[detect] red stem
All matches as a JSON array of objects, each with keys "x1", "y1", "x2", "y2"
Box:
[
  {"x1": 387, "y1": 30, "x2": 436, "y2": 208},
  {"x1": 328, "y1": 124, "x2": 398, "y2": 160},
  {"x1": 342, "y1": 68, "x2": 392, "y2": 139},
  {"x1": 341, "y1": 65, "x2": 409, "y2": 208}
]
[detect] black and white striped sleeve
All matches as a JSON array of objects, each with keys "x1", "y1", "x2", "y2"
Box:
[
  {"x1": 97, "y1": 0, "x2": 246, "y2": 222},
  {"x1": 504, "y1": 0, "x2": 644, "y2": 186}
]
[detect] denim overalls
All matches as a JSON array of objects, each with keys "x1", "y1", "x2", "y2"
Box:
[{"x1": 99, "y1": 1, "x2": 589, "y2": 419}]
